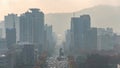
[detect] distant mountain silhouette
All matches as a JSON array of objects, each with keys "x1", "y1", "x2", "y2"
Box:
[{"x1": 45, "y1": 5, "x2": 120, "y2": 35}]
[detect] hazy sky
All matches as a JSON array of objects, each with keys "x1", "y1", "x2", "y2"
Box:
[{"x1": 0, "y1": 0, "x2": 120, "y2": 20}]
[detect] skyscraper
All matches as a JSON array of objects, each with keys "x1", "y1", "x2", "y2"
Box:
[
  {"x1": 7, "y1": 43, "x2": 35, "y2": 68},
  {"x1": 70, "y1": 15, "x2": 91, "y2": 53},
  {"x1": 21, "y1": 44, "x2": 35, "y2": 68},
  {"x1": 20, "y1": 8, "x2": 45, "y2": 53},
  {"x1": 64, "y1": 29, "x2": 71, "y2": 55},
  {"x1": 85, "y1": 28, "x2": 97, "y2": 51},
  {"x1": 44, "y1": 24, "x2": 56, "y2": 56},
  {"x1": 4, "y1": 14, "x2": 17, "y2": 48},
  {"x1": 5, "y1": 14, "x2": 19, "y2": 42},
  {"x1": 6, "y1": 28, "x2": 16, "y2": 49}
]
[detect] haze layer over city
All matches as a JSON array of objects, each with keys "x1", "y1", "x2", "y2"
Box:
[{"x1": 0, "y1": 0, "x2": 120, "y2": 68}]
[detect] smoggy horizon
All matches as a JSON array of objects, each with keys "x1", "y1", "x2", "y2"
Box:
[{"x1": 0, "y1": 0, "x2": 120, "y2": 20}]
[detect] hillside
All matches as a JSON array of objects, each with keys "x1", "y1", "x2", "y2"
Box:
[{"x1": 45, "y1": 5, "x2": 120, "y2": 34}]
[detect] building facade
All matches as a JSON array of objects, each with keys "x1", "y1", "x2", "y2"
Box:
[
  {"x1": 70, "y1": 15, "x2": 91, "y2": 54},
  {"x1": 20, "y1": 8, "x2": 45, "y2": 53},
  {"x1": 44, "y1": 24, "x2": 56, "y2": 56},
  {"x1": 85, "y1": 28, "x2": 97, "y2": 52},
  {"x1": 4, "y1": 14, "x2": 19, "y2": 42}
]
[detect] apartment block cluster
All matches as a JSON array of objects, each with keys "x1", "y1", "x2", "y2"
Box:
[
  {"x1": 64, "y1": 15, "x2": 120, "y2": 56},
  {"x1": 0, "y1": 8, "x2": 56, "y2": 68}
]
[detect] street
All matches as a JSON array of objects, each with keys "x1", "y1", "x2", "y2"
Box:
[{"x1": 47, "y1": 56, "x2": 68, "y2": 68}]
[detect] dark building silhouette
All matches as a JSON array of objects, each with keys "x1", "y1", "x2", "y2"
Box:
[
  {"x1": 7, "y1": 43, "x2": 35, "y2": 68},
  {"x1": 0, "y1": 38, "x2": 7, "y2": 50},
  {"x1": 20, "y1": 8, "x2": 45, "y2": 53},
  {"x1": 4, "y1": 14, "x2": 19, "y2": 42},
  {"x1": 6, "y1": 28, "x2": 16, "y2": 49},
  {"x1": 70, "y1": 15, "x2": 91, "y2": 54},
  {"x1": 0, "y1": 55, "x2": 8, "y2": 68},
  {"x1": 85, "y1": 28, "x2": 97, "y2": 51},
  {"x1": 21, "y1": 44, "x2": 35, "y2": 68},
  {"x1": 4, "y1": 14, "x2": 18, "y2": 49},
  {"x1": 59, "y1": 48, "x2": 64, "y2": 58},
  {"x1": 20, "y1": 8, "x2": 44, "y2": 43}
]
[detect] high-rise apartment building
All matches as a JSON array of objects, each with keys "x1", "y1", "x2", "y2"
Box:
[
  {"x1": 4, "y1": 14, "x2": 18, "y2": 48},
  {"x1": 20, "y1": 8, "x2": 45, "y2": 53},
  {"x1": 70, "y1": 15, "x2": 91, "y2": 53}
]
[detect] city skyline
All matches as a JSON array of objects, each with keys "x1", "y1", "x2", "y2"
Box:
[
  {"x1": 0, "y1": 2, "x2": 120, "y2": 67},
  {"x1": 0, "y1": 0, "x2": 120, "y2": 20}
]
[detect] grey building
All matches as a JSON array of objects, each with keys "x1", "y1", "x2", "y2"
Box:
[
  {"x1": 6, "y1": 43, "x2": 35, "y2": 68},
  {"x1": 85, "y1": 28, "x2": 97, "y2": 52},
  {"x1": 20, "y1": 8, "x2": 45, "y2": 53},
  {"x1": 0, "y1": 38, "x2": 7, "y2": 52},
  {"x1": 97, "y1": 28, "x2": 115, "y2": 51},
  {"x1": 4, "y1": 14, "x2": 18, "y2": 49},
  {"x1": 21, "y1": 44, "x2": 35, "y2": 68},
  {"x1": 4, "y1": 14, "x2": 19, "y2": 42},
  {"x1": 0, "y1": 55, "x2": 8, "y2": 68},
  {"x1": 64, "y1": 29, "x2": 71, "y2": 55},
  {"x1": 44, "y1": 24, "x2": 56, "y2": 56},
  {"x1": 6, "y1": 28, "x2": 16, "y2": 49},
  {"x1": 70, "y1": 15, "x2": 91, "y2": 54}
]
